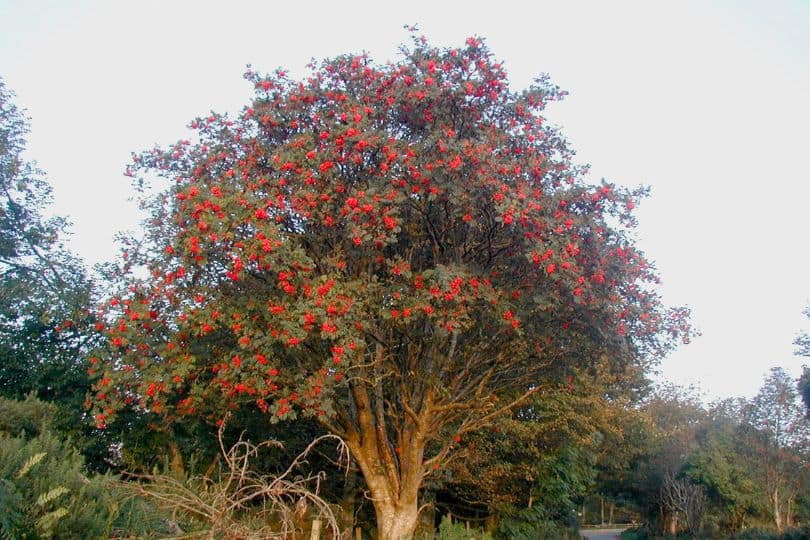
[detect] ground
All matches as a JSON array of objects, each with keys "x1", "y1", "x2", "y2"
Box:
[{"x1": 580, "y1": 527, "x2": 627, "y2": 540}]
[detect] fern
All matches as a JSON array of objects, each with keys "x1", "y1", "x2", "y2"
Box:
[
  {"x1": 15, "y1": 451, "x2": 46, "y2": 479},
  {"x1": 36, "y1": 486, "x2": 69, "y2": 507},
  {"x1": 36, "y1": 507, "x2": 69, "y2": 538},
  {"x1": 0, "y1": 479, "x2": 24, "y2": 540}
]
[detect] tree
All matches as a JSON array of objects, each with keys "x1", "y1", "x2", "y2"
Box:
[
  {"x1": 799, "y1": 366, "x2": 810, "y2": 417},
  {"x1": 794, "y1": 307, "x2": 810, "y2": 415},
  {"x1": 683, "y1": 402, "x2": 762, "y2": 533},
  {"x1": 91, "y1": 33, "x2": 691, "y2": 538},
  {"x1": 623, "y1": 385, "x2": 709, "y2": 535},
  {"x1": 440, "y1": 372, "x2": 605, "y2": 529},
  {"x1": 741, "y1": 367, "x2": 810, "y2": 531},
  {"x1": 0, "y1": 79, "x2": 97, "y2": 439}
]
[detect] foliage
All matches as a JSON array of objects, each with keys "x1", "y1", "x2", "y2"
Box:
[
  {"x1": 89, "y1": 31, "x2": 691, "y2": 536},
  {"x1": 0, "y1": 78, "x2": 97, "y2": 404},
  {"x1": 493, "y1": 506, "x2": 580, "y2": 540},
  {"x1": 0, "y1": 428, "x2": 168, "y2": 539},
  {"x1": 0, "y1": 393, "x2": 59, "y2": 437},
  {"x1": 440, "y1": 368, "x2": 622, "y2": 526},
  {"x1": 731, "y1": 525, "x2": 810, "y2": 540},
  {"x1": 619, "y1": 526, "x2": 652, "y2": 540},
  {"x1": 683, "y1": 404, "x2": 763, "y2": 532},
  {"x1": 797, "y1": 366, "x2": 809, "y2": 417},
  {"x1": 740, "y1": 367, "x2": 810, "y2": 531},
  {"x1": 611, "y1": 371, "x2": 810, "y2": 538},
  {"x1": 432, "y1": 515, "x2": 493, "y2": 540},
  {"x1": 0, "y1": 78, "x2": 105, "y2": 476}
]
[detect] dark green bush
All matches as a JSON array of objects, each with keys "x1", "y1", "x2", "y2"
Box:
[
  {"x1": 731, "y1": 526, "x2": 810, "y2": 540},
  {"x1": 0, "y1": 395, "x2": 173, "y2": 539},
  {"x1": 0, "y1": 394, "x2": 58, "y2": 438},
  {"x1": 494, "y1": 506, "x2": 580, "y2": 540},
  {"x1": 432, "y1": 515, "x2": 493, "y2": 539}
]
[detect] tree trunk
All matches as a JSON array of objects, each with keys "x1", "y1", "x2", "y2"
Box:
[
  {"x1": 600, "y1": 496, "x2": 605, "y2": 526},
  {"x1": 772, "y1": 486, "x2": 783, "y2": 532},
  {"x1": 609, "y1": 502, "x2": 615, "y2": 525},
  {"x1": 786, "y1": 495, "x2": 794, "y2": 528},
  {"x1": 167, "y1": 438, "x2": 184, "y2": 478},
  {"x1": 372, "y1": 497, "x2": 419, "y2": 540},
  {"x1": 345, "y1": 415, "x2": 424, "y2": 540},
  {"x1": 340, "y1": 468, "x2": 360, "y2": 532}
]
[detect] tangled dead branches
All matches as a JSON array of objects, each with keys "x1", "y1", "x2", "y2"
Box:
[{"x1": 121, "y1": 420, "x2": 348, "y2": 539}]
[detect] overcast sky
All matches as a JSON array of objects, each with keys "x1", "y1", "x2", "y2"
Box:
[{"x1": 2, "y1": 0, "x2": 809, "y2": 400}]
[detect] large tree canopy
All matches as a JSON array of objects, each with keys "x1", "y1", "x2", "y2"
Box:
[{"x1": 91, "y1": 34, "x2": 691, "y2": 538}]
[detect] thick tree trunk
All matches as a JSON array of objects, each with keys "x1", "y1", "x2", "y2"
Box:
[
  {"x1": 354, "y1": 456, "x2": 421, "y2": 540},
  {"x1": 341, "y1": 379, "x2": 426, "y2": 540},
  {"x1": 374, "y1": 498, "x2": 419, "y2": 540}
]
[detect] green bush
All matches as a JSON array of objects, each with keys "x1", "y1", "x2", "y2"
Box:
[
  {"x1": 432, "y1": 515, "x2": 493, "y2": 540},
  {"x1": 492, "y1": 505, "x2": 580, "y2": 540},
  {"x1": 731, "y1": 526, "x2": 810, "y2": 540},
  {"x1": 0, "y1": 395, "x2": 173, "y2": 539},
  {"x1": 0, "y1": 394, "x2": 58, "y2": 438}
]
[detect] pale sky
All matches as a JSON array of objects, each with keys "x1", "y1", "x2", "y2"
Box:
[{"x1": 2, "y1": 0, "x2": 809, "y2": 400}]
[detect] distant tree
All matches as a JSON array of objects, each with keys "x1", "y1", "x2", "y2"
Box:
[
  {"x1": 90, "y1": 33, "x2": 692, "y2": 538},
  {"x1": 640, "y1": 385, "x2": 708, "y2": 535},
  {"x1": 799, "y1": 366, "x2": 810, "y2": 417},
  {"x1": 0, "y1": 79, "x2": 96, "y2": 428},
  {"x1": 741, "y1": 367, "x2": 810, "y2": 531},
  {"x1": 794, "y1": 307, "x2": 810, "y2": 414},
  {"x1": 440, "y1": 369, "x2": 608, "y2": 529},
  {"x1": 794, "y1": 307, "x2": 810, "y2": 358},
  {"x1": 683, "y1": 402, "x2": 762, "y2": 533}
]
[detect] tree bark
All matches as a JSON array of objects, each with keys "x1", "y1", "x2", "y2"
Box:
[
  {"x1": 342, "y1": 380, "x2": 426, "y2": 540},
  {"x1": 787, "y1": 495, "x2": 794, "y2": 528},
  {"x1": 600, "y1": 496, "x2": 605, "y2": 526},
  {"x1": 772, "y1": 486, "x2": 783, "y2": 532},
  {"x1": 368, "y1": 486, "x2": 419, "y2": 540},
  {"x1": 340, "y1": 468, "x2": 361, "y2": 532},
  {"x1": 167, "y1": 438, "x2": 184, "y2": 478}
]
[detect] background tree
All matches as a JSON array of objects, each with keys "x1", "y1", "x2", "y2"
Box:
[
  {"x1": 794, "y1": 307, "x2": 810, "y2": 416},
  {"x1": 0, "y1": 78, "x2": 99, "y2": 458},
  {"x1": 799, "y1": 366, "x2": 810, "y2": 417},
  {"x1": 439, "y1": 369, "x2": 607, "y2": 533},
  {"x1": 91, "y1": 33, "x2": 691, "y2": 538},
  {"x1": 683, "y1": 401, "x2": 762, "y2": 533},
  {"x1": 740, "y1": 367, "x2": 810, "y2": 532}
]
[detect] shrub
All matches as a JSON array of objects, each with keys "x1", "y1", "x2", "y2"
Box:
[
  {"x1": 732, "y1": 526, "x2": 810, "y2": 540},
  {"x1": 0, "y1": 394, "x2": 58, "y2": 438},
  {"x1": 431, "y1": 515, "x2": 493, "y2": 540},
  {"x1": 0, "y1": 395, "x2": 172, "y2": 539},
  {"x1": 492, "y1": 505, "x2": 580, "y2": 540}
]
